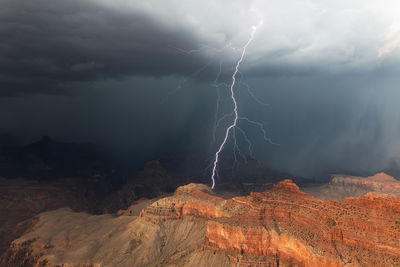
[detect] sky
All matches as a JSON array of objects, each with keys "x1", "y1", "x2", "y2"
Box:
[{"x1": 1, "y1": 0, "x2": 400, "y2": 178}]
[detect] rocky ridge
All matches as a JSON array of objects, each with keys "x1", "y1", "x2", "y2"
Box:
[
  {"x1": 304, "y1": 172, "x2": 400, "y2": 200},
  {"x1": 2, "y1": 180, "x2": 400, "y2": 266}
]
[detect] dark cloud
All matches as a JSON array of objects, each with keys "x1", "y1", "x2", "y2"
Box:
[
  {"x1": 1, "y1": 0, "x2": 400, "y2": 180},
  {"x1": 0, "y1": 0, "x2": 213, "y2": 95},
  {"x1": 2, "y1": 0, "x2": 399, "y2": 96}
]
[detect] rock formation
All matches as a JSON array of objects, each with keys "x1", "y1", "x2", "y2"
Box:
[
  {"x1": 0, "y1": 159, "x2": 179, "y2": 258},
  {"x1": 304, "y1": 172, "x2": 400, "y2": 200},
  {"x1": 2, "y1": 180, "x2": 400, "y2": 266}
]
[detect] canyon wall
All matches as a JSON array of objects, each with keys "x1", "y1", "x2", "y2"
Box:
[{"x1": 2, "y1": 179, "x2": 400, "y2": 266}]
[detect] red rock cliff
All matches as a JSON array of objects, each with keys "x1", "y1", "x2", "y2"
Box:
[
  {"x1": 141, "y1": 180, "x2": 400, "y2": 266},
  {"x1": 3, "y1": 180, "x2": 400, "y2": 266}
]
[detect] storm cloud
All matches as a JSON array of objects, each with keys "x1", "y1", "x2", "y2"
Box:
[
  {"x1": 0, "y1": 0, "x2": 212, "y2": 95},
  {"x1": 2, "y1": 0, "x2": 400, "y2": 95},
  {"x1": 1, "y1": 0, "x2": 400, "y2": 178}
]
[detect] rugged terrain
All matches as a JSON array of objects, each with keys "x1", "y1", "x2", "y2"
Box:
[
  {"x1": 0, "y1": 159, "x2": 177, "y2": 257},
  {"x1": 0, "y1": 137, "x2": 298, "y2": 260},
  {"x1": 2, "y1": 179, "x2": 400, "y2": 266},
  {"x1": 0, "y1": 177, "x2": 92, "y2": 256},
  {"x1": 304, "y1": 172, "x2": 400, "y2": 200}
]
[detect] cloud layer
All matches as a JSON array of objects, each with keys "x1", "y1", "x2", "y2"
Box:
[
  {"x1": 1, "y1": 0, "x2": 400, "y2": 178},
  {"x1": 1, "y1": 0, "x2": 400, "y2": 95}
]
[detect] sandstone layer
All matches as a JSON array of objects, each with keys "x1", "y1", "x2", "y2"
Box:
[{"x1": 2, "y1": 180, "x2": 400, "y2": 266}]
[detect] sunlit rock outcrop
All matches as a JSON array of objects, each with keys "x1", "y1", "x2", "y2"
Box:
[{"x1": 2, "y1": 180, "x2": 400, "y2": 266}]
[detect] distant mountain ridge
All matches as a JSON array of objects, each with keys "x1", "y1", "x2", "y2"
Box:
[{"x1": 303, "y1": 172, "x2": 400, "y2": 200}]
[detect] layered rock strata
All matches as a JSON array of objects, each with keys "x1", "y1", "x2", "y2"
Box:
[
  {"x1": 304, "y1": 172, "x2": 400, "y2": 200},
  {"x1": 2, "y1": 180, "x2": 400, "y2": 266}
]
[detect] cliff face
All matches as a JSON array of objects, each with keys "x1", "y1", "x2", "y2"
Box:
[{"x1": 3, "y1": 180, "x2": 400, "y2": 266}]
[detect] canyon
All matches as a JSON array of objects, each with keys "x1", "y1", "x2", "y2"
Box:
[{"x1": 2, "y1": 176, "x2": 400, "y2": 266}]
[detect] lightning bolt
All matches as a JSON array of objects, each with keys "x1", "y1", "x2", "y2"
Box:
[{"x1": 210, "y1": 19, "x2": 263, "y2": 189}]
